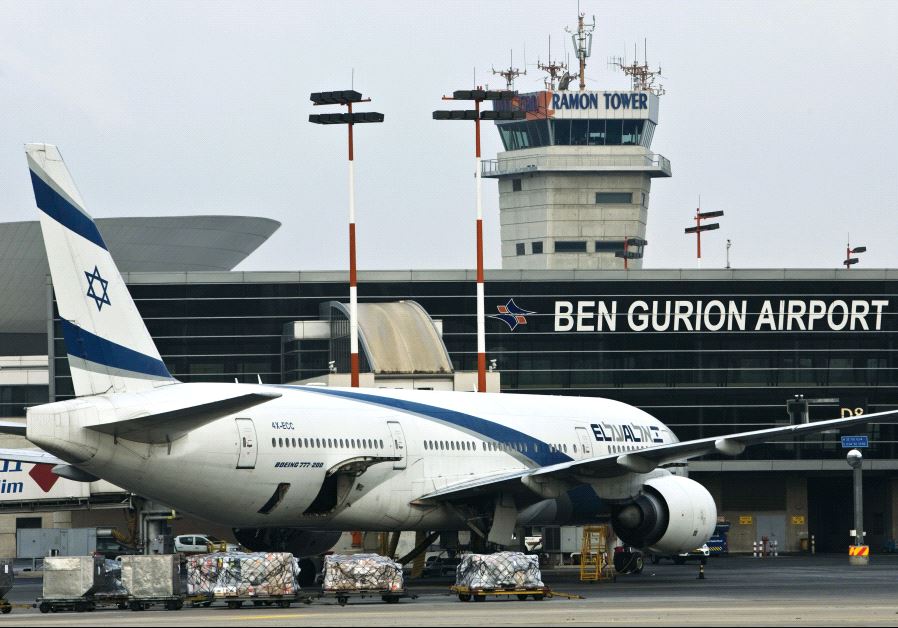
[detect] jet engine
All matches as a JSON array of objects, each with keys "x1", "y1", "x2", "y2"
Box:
[
  {"x1": 610, "y1": 475, "x2": 716, "y2": 554},
  {"x1": 233, "y1": 528, "x2": 341, "y2": 585}
]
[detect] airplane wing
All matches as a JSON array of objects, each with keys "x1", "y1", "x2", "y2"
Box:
[
  {"x1": 421, "y1": 408, "x2": 898, "y2": 502},
  {"x1": 0, "y1": 448, "x2": 65, "y2": 466},
  {"x1": 85, "y1": 392, "x2": 281, "y2": 444}
]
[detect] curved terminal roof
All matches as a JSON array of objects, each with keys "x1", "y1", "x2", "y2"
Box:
[{"x1": 0, "y1": 215, "x2": 280, "y2": 334}]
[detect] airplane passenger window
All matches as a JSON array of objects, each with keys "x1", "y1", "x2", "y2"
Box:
[
  {"x1": 271, "y1": 438, "x2": 276, "y2": 447},
  {"x1": 292, "y1": 438, "x2": 297, "y2": 447},
  {"x1": 379, "y1": 439, "x2": 384, "y2": 449},
  {"x1": 439, "y1": 441, "x2": 444, "y2": 450},
  {"x1": 327, "y1": 439, "x2": 333, "y2": 448},
  {"x1": 573, "y1": 445, "x2": 578, "y2": 453},
  {"x1": 278, "y1": 438, "x2": 283, "y2": 447},
  {"x1": 563, "y1": 444, "x2": 568, "y2": 453}
]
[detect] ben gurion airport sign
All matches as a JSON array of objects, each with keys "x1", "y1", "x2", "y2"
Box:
[{"x1": 552, "y1": 298, "x2": 890, "y2": 333}]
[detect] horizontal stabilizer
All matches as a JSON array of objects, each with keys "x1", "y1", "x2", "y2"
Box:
[
  {"x1": 0, "y1": 448, "x2": 65, "y2": 466},
  {"x1": 86, "y1": 391, "x2": 281, "y2": 444}
]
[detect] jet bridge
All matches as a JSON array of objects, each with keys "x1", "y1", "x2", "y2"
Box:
[{"x1": 284, "y1": 300, "x2": 499, "y2": 392}]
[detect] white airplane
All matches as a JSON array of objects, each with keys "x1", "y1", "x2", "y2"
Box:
[{"x1": 2, "y1": 143, "x2": 896, "y2": 561}]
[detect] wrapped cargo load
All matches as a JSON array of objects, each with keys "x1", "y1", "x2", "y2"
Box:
[
  {"x1": 186, "y1": 552, "x2": 299, "y2": 598},
  {"x1": 323, "y1": 554, "x2": 404, "y2": 592},
  {"x1": 0, "y1": 559, "x2": 13, "y2": 599},
  {"x1": 120, "y1": 555, "x2": 180, "y2": 598},
  {"x1": 43, "y1": 556, "x2": 125, "y2": 599},
  {"x1": 455, "y1": 552, "x2": 544, "y2": 590}
]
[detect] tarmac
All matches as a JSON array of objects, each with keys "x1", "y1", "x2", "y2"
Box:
[{"x1": 2, "y1": 554, "x2": 897, "y2": 626}]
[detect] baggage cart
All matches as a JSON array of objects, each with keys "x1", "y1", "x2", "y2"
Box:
[
  {"x1": 320, "y1": 588, "x2": 414, "y2": 606},
  {"x1": 218, "y1": 592, "x2": 300, "y2": 609},
  {"x1": 35, "y1": 593, "x2": 129, "y2": 613},
  {"x1": 450, "y1": 584, "x2": 552, "y2": 602}
]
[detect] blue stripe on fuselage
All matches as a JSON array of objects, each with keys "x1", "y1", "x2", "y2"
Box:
[
  {"x1": 284, "y1": 386, "x2": 573, "y2": 467},
  {"x1": 30, "y1": 170, "x2": 107, "y2": 249},
  {"x1": 61, "y1": 319, "x2": 173, "y2": 379}
]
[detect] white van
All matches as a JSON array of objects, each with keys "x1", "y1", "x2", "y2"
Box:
[{"x1": 173, "y1": 534, "x2": 239, "y2": 554}]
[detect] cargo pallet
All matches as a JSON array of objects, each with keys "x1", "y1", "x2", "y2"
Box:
[
  {"x1": 450, "y1": 585, "x2": 552, "y2": 602},
  {"x1": 35, "y1": 595, "x2": 129, "y2": 613},
  {"x1": 126, "y1": 596, "x2": 184, "y2": 611},
  {"x1": 321, "y1": 588, "x2": 413, "y2": 606}
]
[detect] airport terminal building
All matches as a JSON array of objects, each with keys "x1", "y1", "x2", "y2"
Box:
[{"x1": 28, "y1": 265, "x2": 898, "y2": 554}]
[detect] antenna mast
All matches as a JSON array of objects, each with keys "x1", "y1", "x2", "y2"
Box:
[
  {"x1": 492, "y1": 50, "x2": 526, "y2": 90},
  {"x1": 566, "y1": 11, "x2": 596, "y2": 92},
  {"x1": 538, "y1": 35, "x2": 568, "y2": 90},
  {"x1": 610, "y1": 39, "x2": 665, "y2": 95}
]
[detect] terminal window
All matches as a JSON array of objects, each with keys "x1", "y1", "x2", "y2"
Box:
[
  {"x1": 516, "y1": 243, "x2": 525, "y2": 256},
  {"x1": 531, "y1": 241, "x2": 543, "y2": 254},
  {"x1": 555, "y1": 241, "x2": 587, "y2": 253},
  {"x1": 596, "y1": 192, "x2": 632, "y2": 204}
]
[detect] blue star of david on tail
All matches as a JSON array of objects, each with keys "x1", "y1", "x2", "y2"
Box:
[
  {"x1": 489, "y1": 299, "x2": 535, "y2": 331},
  {"x1": 84, "y1": 265, "x2": 111, "y2": 311}
]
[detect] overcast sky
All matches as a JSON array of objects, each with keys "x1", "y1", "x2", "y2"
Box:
[{"x1": 2, "y1": 1, "x2": 896, "y2": 271}]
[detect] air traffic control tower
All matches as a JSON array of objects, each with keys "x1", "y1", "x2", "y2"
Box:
[{"x1": 484, "y1": 21, "x2": 671, "y2": 270}]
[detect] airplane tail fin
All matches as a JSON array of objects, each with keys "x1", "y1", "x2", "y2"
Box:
[{"x1": 26, "y1": 144, "x2": 177, "y2": 396}]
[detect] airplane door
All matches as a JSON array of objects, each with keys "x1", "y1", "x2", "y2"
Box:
[
  {"x1": 235, "y1": 418, "x2": 258, "y2": 469},
  {"x1": 575, "y1": 427, "x2": 593, "y2": 459},
  {"x1": 387, "y1": 421, "x2": 407, "y2": 470}
]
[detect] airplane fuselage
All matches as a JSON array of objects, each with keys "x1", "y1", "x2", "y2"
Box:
[{"x1": 27, "y1": 383, "x2": 678, "y2": 530}]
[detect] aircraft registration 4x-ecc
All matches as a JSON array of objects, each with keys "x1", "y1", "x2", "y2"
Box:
[{"x1": 0, "y1": 143, "x2": 894, "y2": 560}]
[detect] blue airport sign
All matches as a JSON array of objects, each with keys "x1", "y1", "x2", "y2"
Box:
[{"x1": 841, "y1": 435, "x2": 869, "y2": 448}]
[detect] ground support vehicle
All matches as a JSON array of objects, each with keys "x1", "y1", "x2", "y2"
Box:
[
  {"x1": 35, "y1": 593, "x2": 129, "y2": 613},
  {"x1": 320, "y1": 588, "x2": 413, "y2": 606},
  {"x1": 450, "y1": 584, "x2": 552, "y2": 602}
]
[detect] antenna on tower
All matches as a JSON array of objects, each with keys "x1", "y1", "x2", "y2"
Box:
[
  {"x1": 565, "y1": 10, "x2": 596, "y2": 92},
  {"x1": 537, "y1": 34, "x2": 568, "y2": 91},
  {"x1": 492, "y1": 49, "x2": 526, "y2": 90},
  {"x1": 609, "y1": 39, "x2": 665, "y2": 95}
]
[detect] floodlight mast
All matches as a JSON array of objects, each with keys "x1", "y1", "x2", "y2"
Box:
[
  {"x1": 683, "y1": 205, "x2": 724, "y2": 268},
  {"x1": 844, "y1": 236, "x2": 866, "y2": 269},
  {"x1": 433, "y1": 88, "x2": 521, "y2": 392},
  {"x1": 309, "y1": 90, "x2": 384, "y2": 387}
]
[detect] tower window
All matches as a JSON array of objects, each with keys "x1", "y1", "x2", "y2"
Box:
[
  {"x1": 515, "y1": 243, "x2": 525, "y2": 256},
  {"x1": 596, "y1": 192, "x2": 632, "y2": 204},
  {"x1": 531, "y1": 241, "x2": 543, "y2": 254},
  {"x1": 555, "y1": 241, "x2": 587, "y2": 253},
  {"x1": 512, "y1": 178, "x2": 522, "y2": 192}
]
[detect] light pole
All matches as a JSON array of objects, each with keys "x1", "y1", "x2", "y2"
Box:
[
  {"x1": 433, "y1": 88, "x2": 522, "y2": 392},
  {"x1": 847, "y1": 449, "x2": 868, "y2": 565},
  {"x1": 684, "y1": 208, "x2": 724, "y2": 269},
  {"x1": 844, "y1": 241, "x2": 866, "y2": 269},
  {"x1": 309, "y1": 90, "x2": 384, "y2": 388},
  {"x1": 615, "y1": 237, "x2": 647, "y2": 270}
]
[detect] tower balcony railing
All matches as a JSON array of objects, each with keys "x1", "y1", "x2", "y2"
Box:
[{"x1": 481, "y1": 152, "x2": 672, "y2": 178}]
